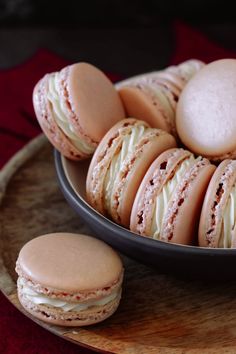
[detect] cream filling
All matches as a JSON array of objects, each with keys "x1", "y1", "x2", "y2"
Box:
[
  {"x1": 219, "y1": 184, "x2": 236, "y2": 248},
  {"x1": 103, "y1": 123, "x2": 147, "y2": 212},
  {"x1": 150, "y1": 83, "x2": 175, "y2": 115},
  {"x1": 175, "y1": 60, "x2": 204, "y2": 82},
  {"x1": 18, "y1": 278, "x2": 119, "y2": 312},
  {"x1": 138, "y1": 82, "x2": 175, "y2": 122},
  {"x1": 47, "y1": 73, "x2": 94, "y2": 154},
  {"x1": 150, "y1": 85, "x2": 175, "y2": 128},
  {"x1": 151, "y1": 155, "x2": 195, "y2": 239}
]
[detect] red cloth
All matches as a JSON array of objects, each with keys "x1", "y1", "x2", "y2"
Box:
[{"x1": 0, "y1": 22, "x2": 235, "y2": 354}]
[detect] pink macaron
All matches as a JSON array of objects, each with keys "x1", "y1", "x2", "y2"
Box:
[
  {"x1": 33, "y1": 62, "x2": 125, "y2": 160},
  {"x1": 130, "y1": 148, "x2": 215, "y2": 245},
  {"x1": 176, "y1": 59, "x2": 236, "y2": 161},
  {"x1": 118, "y1": 59, "x2": 205, "y2": 137},
  {"x1": 86, "y1": 118, "x2": 177, "y2": 227},
  {"x1": 16, "y1": 233, "x2": 124, "y2": 326},
  {"x1": 199, "y1": 160, "x2": 236, "y2": 248}
]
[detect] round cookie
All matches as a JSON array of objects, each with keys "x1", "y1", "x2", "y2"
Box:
[
  {"x1": 199, "y1": 160, "x2": 236, "y2": 248},
  {"x1": 86, "y1": 118, "x2": 177, "y2": 227},
  {"x1": 16, "y1": 233, "x2": 124, "y2": 326},
  {"x1": 130, "y1": 148, "x2": 215, "y2": 245},
  {"x1": 176, "y1": 59, "x2": 236, "y2": 161},
  {"x1": 33, "y1": 62, "x2": 125, "y2": 160}
]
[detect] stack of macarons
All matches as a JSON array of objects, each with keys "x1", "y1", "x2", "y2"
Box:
[
  {"x1": 33, "y1": 58, "x2": 236, "y2": 249},
  {"x1": 118, "y1": 59, "x2": 204, "y2": 137},
  {"x1": 85, "y1": 58, "x2": 236, "y2": 249},
  {"x1": 33, "y1": 59, "x2": 203, "y2": 160},
  {"x1": 22, "y1": 58, "x2": 236, "y2": 330},
  {"x1": 175, "y1": 59, "x2": 236, "y2": 248}
]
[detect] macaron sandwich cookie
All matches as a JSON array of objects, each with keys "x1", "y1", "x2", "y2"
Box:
[
  {"x1": 16, "y1": 233, "x2": 124, "y2": 326},
  {"x1": 86, "y1": 118, "x2": 176, "y2": 227},
  {"x1": 118, "y1": 59, "x2": 204, "y2": 137},
  {"x1": 33, "y1": 62, "x2": 125, "y2": 160},
  {"x1": 130, "y1": 148, "x2": 215, "y2": 245},
  {"x1": 176, "y1": 59, "x2": 236, "y2": 161},
  {"x1": 199, "y1": 160, "x2": 236, "y2": 248}
]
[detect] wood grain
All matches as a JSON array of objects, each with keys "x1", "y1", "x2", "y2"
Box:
[{"x1": 1, "y1": 135, "x2": 236, "y2": 353}]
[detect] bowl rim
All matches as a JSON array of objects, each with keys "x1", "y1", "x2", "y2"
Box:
[{"x1": 54, "y1": 149, "x2": 236, "y2": 257}]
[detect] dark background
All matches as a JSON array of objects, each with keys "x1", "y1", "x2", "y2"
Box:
[
  {"x1": 0, "y1": 0, "x2": 236, "y2": 26},
  {"x1": 1, "y1": 0, "x2": 236, "y2": 76}
]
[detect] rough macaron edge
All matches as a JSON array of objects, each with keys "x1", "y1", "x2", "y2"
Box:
[
  {"x1": 33, "y1": 75, "x2": 89, "y2": 160},
  {"x1": 198, "y1": 159, "x2": 236, "y2": 247}
]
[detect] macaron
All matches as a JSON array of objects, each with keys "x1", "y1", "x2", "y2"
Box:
[
  {"x1": 130, "y1": 148, "x2": 216, "y2": 245},
  {"x1": 86, "y1": 118, "x2": 177, "y2": 227},
  {"x1": 118, "y1": 59, "x2": 204, "y2": 137},
  {"x1": 16, "y1": 233, "x2": 124, "y2": 326},
  {"x1": 33, "y1": 62, "x2": 125, "y2": 160},
  {"x1": 176, "y1": 59, "x2": 236, "y2": 161},
  {"x1": 199, "y1": 160, "x2": 236, "y2": 248},
  {"x1": 166, "y1": 59, "x2": 205, "y2": 84}
]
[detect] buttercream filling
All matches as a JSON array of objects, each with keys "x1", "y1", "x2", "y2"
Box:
[
  {"x1": 18, "y1": 278, "x2": 119, "y2": 312},
  {"x1": 137, "y1": 82, "x2": 175, "y2": 125},
  {"x1": 170, "y1": 60, "x2": 204, "y2": 82},
  {"x1": 151, "y1": 155, "x2": 195, "y2": 239},
  {"x1": 150, "y1": 83, "x2": 175, "y2": 116},
  {"x1": 47, "y1": 73, "x2": 94, "y2": 154},
  {"x1": 219, "y1": 184, "x2": 236, "y2": 248},
  {"x1": 103, "y1": 123, "x2": 148, "y2": 212}
]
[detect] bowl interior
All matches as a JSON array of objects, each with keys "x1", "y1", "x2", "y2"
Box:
[
  {"x1": 55, "y1": 149, "x2": 236, "y2": 280},
  {"x1": 61, "y1": 157, "x2": 90, "y2": 201}
]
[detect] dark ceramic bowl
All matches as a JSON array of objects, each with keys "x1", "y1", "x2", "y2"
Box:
[{"x1": 54, "y1": 150, "x2": 236, "y2": 280}]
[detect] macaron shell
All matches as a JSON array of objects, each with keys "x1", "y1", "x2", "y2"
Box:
[
  {"x1": 170, "y1": 163, "x2": 216, "y2": 245},
  {"x1": 17, "y1": 233, "x2": 123, "y2": 293},
  {"x1": 18, "y1": 289, "x2": 121, "y2": 327},
  {"x1": 118, "y1": 86, "x2": 171, "y2": 132},
  {"x1": 67, "y1": 63, "x2": 125, "y2": 142},
  {"x1": 113, "y1": 132, "x2": 177, "y2": 227},
  {"x1": 86, "y1": 118, "x2": 147, "y2": 215},
  {"x1": 33, "y1": 76, "x2": 88, "y2": 160},
  {"x1": 130, "y1": 148, "x2": 192, "y2": 235},
  {"x1": 176, "y1": 59, "x2": 236, "y2": 158},
  {"x1": 198, "y1": 160, "x2": 236, "y2": 247}
]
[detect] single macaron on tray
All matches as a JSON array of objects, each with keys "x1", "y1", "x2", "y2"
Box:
[
  {"x1": 16, "y1": 233, "x2": 124, "y2": 326},
  {"x1": 32, "y1": 58, "x2": 236, "y2": 279}
]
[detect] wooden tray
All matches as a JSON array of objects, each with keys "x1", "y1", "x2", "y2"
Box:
[{"x1": 1, "y1": 135, "x2": 236, "y2": 354}]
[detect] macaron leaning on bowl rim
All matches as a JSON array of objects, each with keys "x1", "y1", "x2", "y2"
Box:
[
  {"x1": 130, "y1": 148, "x2": 216, "y2": 245},
  {"x1": 33, "y1": 62, "x2": 125, "y2": 160},
  {"x1": 15, "y1": 233, "x2": 124, "y2": 326},
  {"x1": 86, "y1": 118, "x2": 177, "y2": 228}
]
